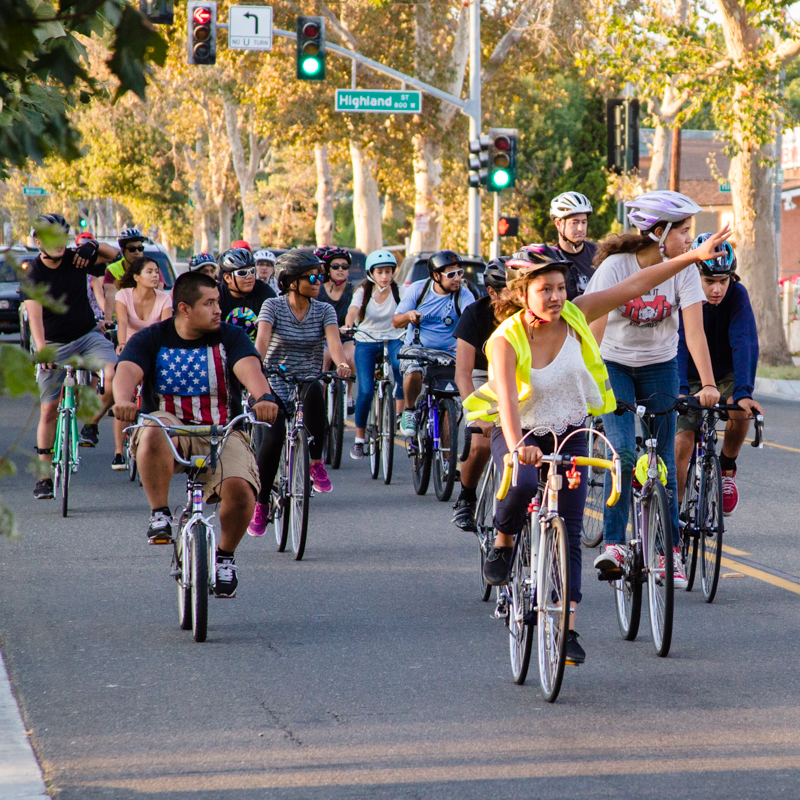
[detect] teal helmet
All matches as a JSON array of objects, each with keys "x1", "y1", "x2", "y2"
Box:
[{"x1": 365, "y1": 249, "x2": 397, "y2": 281}]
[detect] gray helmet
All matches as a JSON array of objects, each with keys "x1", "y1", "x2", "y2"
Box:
[
  {"x1": 118, "y1": 227, "x2": 144, "y2": 248},
  {"x1": 483, "y1": 257, "x2": 508, "y2": 290},
  {"x1": 32, "y1": 213, "x2": 69, "y2": 238},
  {"x1": 277, "y1": 249, "x2": 325, "y2": 292},
  {"x1": 218, "y1": 247, "x2": 256, "y2": 272}
]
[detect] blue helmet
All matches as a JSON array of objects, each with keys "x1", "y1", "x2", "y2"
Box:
[
  {"x1": 188, "y1": 252, "x2": 216, "y2": 271},
  {"x1": 691, "y1": 233, "x2": 736, "y2": 276},
  {"x1": 365, "y1": 249, "x2": 397, "y2": 276}
]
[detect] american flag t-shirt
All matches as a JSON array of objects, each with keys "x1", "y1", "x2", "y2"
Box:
[{"x1": 156, "y1": 345, "x2": 230, "y2": 424}]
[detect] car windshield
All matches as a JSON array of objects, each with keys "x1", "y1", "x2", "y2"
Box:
[{"x1": 0, "y1": 261, "x2": 20, "y2": 283}]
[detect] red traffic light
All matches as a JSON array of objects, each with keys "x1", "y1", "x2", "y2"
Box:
[
  {"x1": 303, "y1": 21, "x2": 320, "y2": 37},
  {"x1": 494, "y1": 136, "x2": 511, "y2": 151},
  {"x1": 193, "y1": 6, "x2": 211, "y2": 24}
]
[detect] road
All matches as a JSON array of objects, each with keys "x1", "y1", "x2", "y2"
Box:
[{"x1": 0, "y1": 394, "x2": 799, "y2": 798}]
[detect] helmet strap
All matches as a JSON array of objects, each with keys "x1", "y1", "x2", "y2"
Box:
[
  {"x1": 648, "y1": 221, "x2": 673, "y2": 261},
  {"x1": 329, "y1": 278, "x2": 347, "y2": 288},
  {"x1": 524, "y1": 308, "x2": 549, "y2": 327}
]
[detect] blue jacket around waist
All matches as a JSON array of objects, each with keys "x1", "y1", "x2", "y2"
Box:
[{"x1": 677, "y1": 280, "x2": 758, "y2": 402}]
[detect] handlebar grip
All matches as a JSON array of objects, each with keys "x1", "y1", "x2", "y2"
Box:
[
  {"x1": 496, "y1": 453, "x2": 513, "y2": 501},
  {"x1": 751, "y1": 415, "x2": 764, "y2": 449},
  {"x1": 459, "y1": 426, "x2": 481, "y2": 463}
]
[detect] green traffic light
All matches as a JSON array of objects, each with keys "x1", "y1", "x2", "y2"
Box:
[
  {"x1": 492, "y1": 170, "x2": 510, "y2": 189},
  {"x1": 302, "y1": 56, "x2": 321, "y2": 75},
  {"x1": 80, "y1": 219, "x2": 88, "y2": 228}
]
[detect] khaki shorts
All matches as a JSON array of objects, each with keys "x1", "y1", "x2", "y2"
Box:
[
  {"x1": 676, "y1": 374, "x2": 736, "y2": 436},
  {"x1": 131, "y1": 411, "x2": 260, "y2": 504}
]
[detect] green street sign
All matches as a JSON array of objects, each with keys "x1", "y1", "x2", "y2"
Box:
[
  {"x1": 719, "y1": 181, "x2": 730, "y2": 193},
  {"x1": 23, "y1": 187, "x2": 49, "y2": 196},
  {"x1": 335, "y1": 89, "x2": 421, "y2": 114}
]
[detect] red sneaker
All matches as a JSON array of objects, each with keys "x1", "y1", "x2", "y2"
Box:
[{"x1": 722, "y1": 472, "x2": 739, "y2": 516}]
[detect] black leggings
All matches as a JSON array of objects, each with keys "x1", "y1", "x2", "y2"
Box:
[{"x1": 256, "y1": 381, "x2": 326, "y2": 503}]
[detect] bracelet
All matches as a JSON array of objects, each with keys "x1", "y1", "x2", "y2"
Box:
[
  {"x1": 701, "y1": 384, "x2": 717, "y2": 390},
  {"x1": 338, "y1": 363, "x2": 349, "y2": 369},
  {"x1": 249, "y1": 392, "x2": 276, "y2": 407}
]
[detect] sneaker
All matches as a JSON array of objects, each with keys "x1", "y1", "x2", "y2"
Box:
[
  {"x1": 400, "y1": 410, "x2": 417, "y2": 436},
  {"x1": 214, "y1": 554, "x2": 238, "y2": 597},
  {"x1": 79, "y1": 423, "x2": 99, "y2": 447},
  {"x1": 111, "y1": 453, "x2": 125, "y2": 471},
  {"x1": 565, "y1": 630, "x2": 586, "y2": 665},
  {"x1": 347, "y1": 397, "x2": 355, "y2": 416},
  {"x1": 482, "y1": 545, "x2": 513, "y2": 585},
  {"x1": 593, "y1": 544, "x2": 627, "y2": 571},
  {"x1": 395, "y1": 412, "x2": 402, "y2": 432},
  {"x1": 33, "y1": 478, "x2": 54, "y2": 499},
  {"x1": 672, "y1": 547, "x2": 689, "y2": 589},
  {"x1": 350, "y1": 442, "x2": 365, "y2": 460},
  {"x1": 309, "y1": 461, "x2": 332, "y2": 493},
  {"x1": 722, "y1": 472, "x2": 739, "y2": 516},
  {"x1": 451, "y1": 498, "x2": 477, "y2": 532},
  {"x1": 247, "y1": 501, "x2": 269, "y2": 537},
  {"x1": 147, "y1": 511, "x2": 173, "y2": 545}
]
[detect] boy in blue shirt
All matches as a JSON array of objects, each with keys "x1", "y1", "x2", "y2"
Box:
[
  {"x1": 676, "y1": 236, "x2": 763, "y2": 516},
  {"x1": 393, "y1": 250, "x2": 476, "y2": 435}
]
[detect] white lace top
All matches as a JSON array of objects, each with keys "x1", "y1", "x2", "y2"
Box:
[{"x1": 518, "y1": 328, "x2": 602, "y2": 434}]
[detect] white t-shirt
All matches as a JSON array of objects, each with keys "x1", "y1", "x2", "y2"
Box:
[
  {"x1": 584, "y1": 252, "x2": 706, "y2": 367},
  {"x1": 349, "y1": 286, "x2": 404, "y2": 343}
]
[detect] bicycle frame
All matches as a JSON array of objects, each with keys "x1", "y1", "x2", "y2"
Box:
[{"x1": 54, "y1": 371, "x2": 81, "y2": 476}]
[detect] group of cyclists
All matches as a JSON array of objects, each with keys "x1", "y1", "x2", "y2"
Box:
[{"x1": 21, "y1": 186, "x2": 763, "y2": 659}]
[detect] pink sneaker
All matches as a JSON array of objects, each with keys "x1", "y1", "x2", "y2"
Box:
[
  {"x1": 247, "y1": 501, "x2": 269, "y2": 537},
  {"x1": 672, "y1": 547, "x2": 688, "y2": 589},
  {"x1": 309, "y1": 461, "x2": 332, "y2": 493},
  {"x1": 722, "y1": 472, "x2": 739, "y2": 516}
]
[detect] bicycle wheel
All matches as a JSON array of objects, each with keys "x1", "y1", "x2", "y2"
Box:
[
  {"x1": 380, "y1": 386, "x2": 395, "y2": 485},
  {"x1": 646, "y1": 481, "x2": 674, "y2": 657},
  {"x1": 475, "y1": 463, "x2": 496, "y2": 602},
  {"x1": 615, "y1": 494, "x2": 642, "y2": 641},
  {"x1": 289, "y1": 429, "x2": 311, "y2": 560},
  {"x1": 190, "y1": 523, "x2": 209, "y2": 643},
  {"x1": 275, "y1": 442, "x2": 290, "y2": 552},
  {"x1": 537, "y1": 516, "x2": 570, "y2": 702},
  {"x1": 581, "y1": 424, "x2": 607, "y2": 548},
  {"x1": 60, "y1": 412, "x2": 71, "y2": 518},
  {"x1": 509, "y1": 522, "x2": 534, "y2": 685},
  {"x1": 176, "y1": 526, "x2": 192, "y2": 631},
  {"x1": 680, "y1": 456, "x2": 699, "y2": 591},
  {"x1": 432, "y1": 398, "x2": 459, "y2": 502},
  {"x1": 328, "y1": 381, "x2": 344, "y2": 470},
  {"x1": 410, "y1": 408, "x2": 431, "y2": 495},
  {"x1": 700, "y1": 455, "x2": 724, "y2": 603},
  {"x1": 368, "y1": 392, "x2": 381, "y2": 480}
]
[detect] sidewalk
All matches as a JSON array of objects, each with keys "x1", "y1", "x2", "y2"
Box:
[
  {"x1": 755, "y1": 376, "x2": 800, "y2": 402},
  {"x1": 0, "y1": 650, "x2": 48, "y2": 799}
]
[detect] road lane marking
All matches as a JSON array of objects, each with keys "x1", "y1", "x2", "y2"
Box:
[
  {"x1": 746, "y1": 437, "x2": 800, "y2": 453},
  {"x1": 719, "y1": 556, "x2": 800, "y2": 596}
]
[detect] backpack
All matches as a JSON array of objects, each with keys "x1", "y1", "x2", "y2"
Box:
[{"x1": 413, "y1": 279, "x2": 474, "y2": 317}]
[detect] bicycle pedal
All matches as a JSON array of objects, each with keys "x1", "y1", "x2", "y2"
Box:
[
  {"x1": 148, "y1": 536, "x2": 174, "y2": 546},
  {"x1": 565, "y1": 659, "x2": 582, "y2": 667},
  {"x1": 597, "y1": 568, "x2": 622, "y2": 582}
]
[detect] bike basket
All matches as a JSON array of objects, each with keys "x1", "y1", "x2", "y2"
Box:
[{"x1": 424, "y1": 363, "x2": 459, "y2": 396}]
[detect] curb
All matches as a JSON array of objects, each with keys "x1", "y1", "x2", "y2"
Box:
[
  {"x1": 755, "y1": 376, "x2": 800, "y2": 402},
  {"x1": 0, "y1": 650, "x2": 48, "y2": 799}
]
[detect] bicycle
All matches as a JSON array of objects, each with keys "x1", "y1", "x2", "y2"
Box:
[
  {"x1": 678, "y1": 398, "x2": 764, "y2": 603},
  {"x1": 581, "y1": 415, "x2": 609, "y2": 549},
  {"x1": 399, "y1": 349, "x2": 460, "y2": 501},
  {"x1": 495, "y1": 427, "x2": 621, "y2": 701},
  {"x1": 122, "y1": 384, "x2": 142, "y2": 483},
  {"x1": 126, "y1": 411, "x2": 268, "y2": 643},
  {"x1": 323, "y1": 374, "x2": 346, "y2": 470}
]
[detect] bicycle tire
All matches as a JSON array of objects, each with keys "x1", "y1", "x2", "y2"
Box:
[
  {"x1": 380, "y1": 386, "x2": 395, "y2": 485},
  {"x1": 176, "y1": 526, "x2": 192, "y2": 631},
  {"x1": 61, "y1": 412, "x2": 71, "y2": 518},
  {"x1": 581, "y1": 424, "x2": 607, "y2": 548},
  {"x1": 276, "y1": 441, "x2": 290, "y2": 552},
  {"x1": 701, "y1": 455, "x2": 724, "y2": 603},
  {"x1": 411, "y1": 408, "x2": 431, "y2": 495},
  {"x1": 191, "y1": 523, "x2": 209, "y2": 643},
  {"x1": 509, "y1": 521, "x2": 534, "y2": 685},
  {"x1": 475, "y1": 463, "x2": 496, "y2": 602},
  {"x1": 329, "y1": 380, "x2": 344, "y2": 470},
  {"x1": 615, "y1": 493, "x2": 642, "y2": 641},
  {"x1": 290, "y1": 428, "x2": 311, "y2": 561},
  {"x1": 646, "y1": 481, "x2": 674, "y2": 657},
  {"x1": 368, "y1": 392, "x2": 381, "y2": 480},
  {"x1": 433, "y1": 398, "x2": 459, "y2": 502},
  {"x1": 680, "y1": 456, "x2": 699, "y2": 591}
]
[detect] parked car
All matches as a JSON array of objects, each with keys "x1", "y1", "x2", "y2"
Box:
[
  {"x1": 396, "y1": 252, "x2": 487, "y2": 298},
  {"x1": 0, "y1": 246, "x2": 38, "y2": 342}
]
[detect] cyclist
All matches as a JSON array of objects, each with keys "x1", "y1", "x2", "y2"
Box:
[
  {"x1": 317, "y1": 246, "x2": 357, "y2": 414},
  {"x1": 112, "y1": 271, "x2": 277, "y2": 597},
  {"x1": 217, "y1": 247, "x2": 276, "y2": 342},
  {"x1": 451, "y1": 257, "x2": 508, "y2": 530},
  {"x1": 188, "y1": 252, "x2": 218, "y2": 280},
  {"x1": 585, "y1": 191, "x2": 724, "y2": 588},
  {"x1": 254, "y1": 249, "x2": 278, "y2": 292},
  {"x1": 23, "y1": 213, "x2": 121, "y2": 496},
  {"x1": 343, "y1": 249, "x2": 404, "y2": 460},
  {"x1": 465, "y1": 232, "x2": 730, "y2": 663},
  {"x1": 550, "y1": 191, "x2": 596, "y2": 300},
  {"x1": 103, "y1": 228, "x2": 146, "y2": 320},
  {"x1": 392, "y1": 250, "x2": 476, "y2": 436},
  {"x1": 249, "y1": 251, "x2": 352, "y2": 535},
  {"x1": 675, "y1": 235, "x2": 763, "y2": 515}
]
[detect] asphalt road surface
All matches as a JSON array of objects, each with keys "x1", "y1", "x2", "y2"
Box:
[{"x1": 1, "y1": 394, "x2": 799, "y2": 799}]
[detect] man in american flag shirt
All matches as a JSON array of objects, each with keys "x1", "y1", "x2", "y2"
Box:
[{"x1": 113, "y1": 272, "x2": 278, "y2": 598}]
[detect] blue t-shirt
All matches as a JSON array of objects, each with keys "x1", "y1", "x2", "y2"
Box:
[{"x1": 396, "y1": 280, "x2": 476, "y2": 352}]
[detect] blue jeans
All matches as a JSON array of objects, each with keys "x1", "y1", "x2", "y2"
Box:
[
  {"x1": 354, "y1": 340, "x2": 404, "y2": 430},
  {"x1": 601, "y1": 359, "x2": 680, "y2": 545}
]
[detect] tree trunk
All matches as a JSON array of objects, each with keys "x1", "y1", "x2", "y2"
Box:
[
  {"x1": 218, "y1": 202, "x2": 232, "y2": 252},
  {"x1": 647, "y1": 121, "x2": 672, "y2": 191},
  {"x1": 410, "y1": 133, "x2": 443, "y2": 252},
  {"x1": 315, "y1": 143, "x2": 335, "y2": 247},
  {"x1": 349, "y1": 140, "x2": 382, "y2": 253},
  {"x1": 729, "y1": 146, "x2": 792, "y2": 364},
  {"x1": 200, "y1": 212, "x2": 214, "y2": 254}
]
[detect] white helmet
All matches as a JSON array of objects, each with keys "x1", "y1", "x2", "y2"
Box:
[
  {"x1": 253, "y1": 249, "x2": 276, "y2": 264},
  {"x1": 625, "y1": 190, "x2": 702, "y2": 257},
  {"x1": 550, "y1": 192, "x2": 593, "y2": 220}
]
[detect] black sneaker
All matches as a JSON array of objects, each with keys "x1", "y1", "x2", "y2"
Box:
[
  {"x1": 215, "y1": 555, "x2": 238, "y2": 597},
  {"x1": 566, "y1": 630, "x2": 586, "y2": 665},
  {"x1": 33, "y1": 478, "x2": 54, "y2": 499},
  {"x1": 451, "y1": 498, "x2": 477, "y2": 532},
  {"x1": 147, "y1": 511, "x2": 173, "y2": 545},
  {"x1": 111, "y1": 453, "x2": 125, "y2": 471},
  {"x1": 79, "y1": 423, "x2": 99, "y2": 447},
  {"x1": 482, "y1": 546, "x2": 513, "y2": 586}
]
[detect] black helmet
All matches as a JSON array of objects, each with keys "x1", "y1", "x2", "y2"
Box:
[
  {"x1": 690, "y1": 234, "x2": 737, "y2": 277},
  {"x1": 188, "y1": 252, "x2": 216, "y2": 271},
  {"x1": 118, "y1": 227, "x2": 144, "y2": 248},
  {"x1": 218, "y1": 247, "x2": 256, "y2": 272},
  {"x1": 428, "y1": 250, "x2": 461, "y2": 277},
  {"x1": 506, "y1": 244, "x2": 571, "y2": 282},
  {"x1": 277, "y1": 249, "x2": 325, "y2": 292},
  {"x1": 32, "y1": 213, "x2": 69, "y2": 237},
  {"x1": 314, "y1": 246, "x2": 351, "y2": 273},
  {"x1": 483, "y1": 257, "x2": 508, "y2": 290}
]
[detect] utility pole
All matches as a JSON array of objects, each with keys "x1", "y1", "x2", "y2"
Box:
[
  {"x1": 467, "y1": 0, "x2": 482, "y2": 258},
  {"x1": 491, "y1": 192, "x2": 500, "y2": 260}
]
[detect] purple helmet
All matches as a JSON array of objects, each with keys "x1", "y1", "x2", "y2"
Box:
[{"x1": 624, "y1": 191, "x2": 702, "y2": 255}]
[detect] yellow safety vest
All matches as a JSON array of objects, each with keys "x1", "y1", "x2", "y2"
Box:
[
  {"x1": 462, "y1": 302, "x2": 616, "y2": 422},
  {"x1": 107, "y1": 258, "x2": 126, "y2": 281}
]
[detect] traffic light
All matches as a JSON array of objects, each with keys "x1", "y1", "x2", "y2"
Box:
[
  {"x1": 297, "y1": 16, "x2": 325, "y2": 80},
  {"x1": 187, "y1": 1, "x2": 217, "y2": 65},
  {"x1": 468, "y1": 135, "x2": 490, "y2": 188},
  {"x1": 497, "y1": 216, "x2": 519, "y2": 237},
  {"x1": 139, "y1": 0, "x2": 174, "y2": 25},
  {"x1": 487, "y1": 128, "x2": 518, "y2": 192},
  {"x1": 606, "y1": 99, "x2": 639, "y2": 174}
]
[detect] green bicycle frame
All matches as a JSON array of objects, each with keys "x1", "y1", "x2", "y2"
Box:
[{"x1": 53, "y1": 373, "x2": 81, "y2": 477}]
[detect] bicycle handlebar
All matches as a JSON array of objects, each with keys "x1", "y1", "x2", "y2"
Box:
[
  {"x1": 264, "y1": 366, "x2": 355, "y2": 383},
  {"x1": 397, "y1": 352, "x2": 455, "y2": 367}
]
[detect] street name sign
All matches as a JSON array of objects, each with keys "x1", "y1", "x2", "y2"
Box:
[
  {"x1": 23, "y1": 187, "x2": 49, "y2": 196},
  {"x1": 229, "y1": 6, "x2": 273, "y2": 50},
  {"x1": 335, "y1": 89, "x2": 421, "y2": 114},
  {"x1": 719, "y1": 181, "x2": 731, "y2": 193}
]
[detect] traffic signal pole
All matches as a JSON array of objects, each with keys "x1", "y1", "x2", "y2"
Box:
[{"x1": 491, "y1": 192, "x2": 500, "y2": 260}]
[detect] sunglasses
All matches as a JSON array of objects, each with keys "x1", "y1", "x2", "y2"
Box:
[
  {"x1": 126, "y1": 245, "x2": 145, "y2": 253},
  {"x1": 441, "y1": 268, "x2": 464, "y2": 280},
  {"x1": 330, "y1": 262, "x2": 350, "y2": 270},
  {"x1": 302, "y1": 273, "x2": 327, "y2": 285},
  {"x1": 231, "y1": 267, "x2": 257, "y2": 278}
]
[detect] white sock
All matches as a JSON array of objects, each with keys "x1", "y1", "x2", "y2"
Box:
[{"x1": 355, "y1": 437, "x2": 365, "y2": 444}]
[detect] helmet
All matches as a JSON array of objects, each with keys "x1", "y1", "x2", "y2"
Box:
[
  {"x1": 75, "y1": 232, "x2": 95, "y2": 245},
  {"x1": 315, "y1": 246, "x2": 351, "y2": 271},
  {"x1": 224, "y1": 306, "x2": 259, "y2": 342},
  {"x1": 691, "y1": 233, "x2": 737, "y2": 276},
  {"x1": 253, "y1": 249, "x2": 276, "y2": 264},
  {"x1": 428, "y1": 250, "x2": 462, "y2": 277},
  {"x1": 625, "y1": 190, "x2": 702, "y2": 254},
  {"x1": 550, "y1": 192, "x2": 593, "y2": 220},
  {"x1": 483, "y1": 257, "x2": 508, "y2": 291},
  {"x1": 634, "y1": 454, "x2": 668, "y2": 487},
  {"x1": 218, "y1": 247, "x2": 256, "y2": 272},
  {"x1": 32, "y1": 213, "x2": 69, "y2": 237},
  {"x1": 118, "y1": 227, "x2": 144, "y2": 248},
  {"x1": 505, "y1": 244, "x2": 571, "y2": 282},
  {"x1": 231, "y1": 240, "x2": 251, "y2": 251},
  {"x1": 188, "y1": 252, "x2": 216, "y2": 271},
  {"x1": 277, "y1": 249, "x2": 325, "y2": 292},
  {"x1": 365, "y1": 249, "x2": 397, "y2": 273}
]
